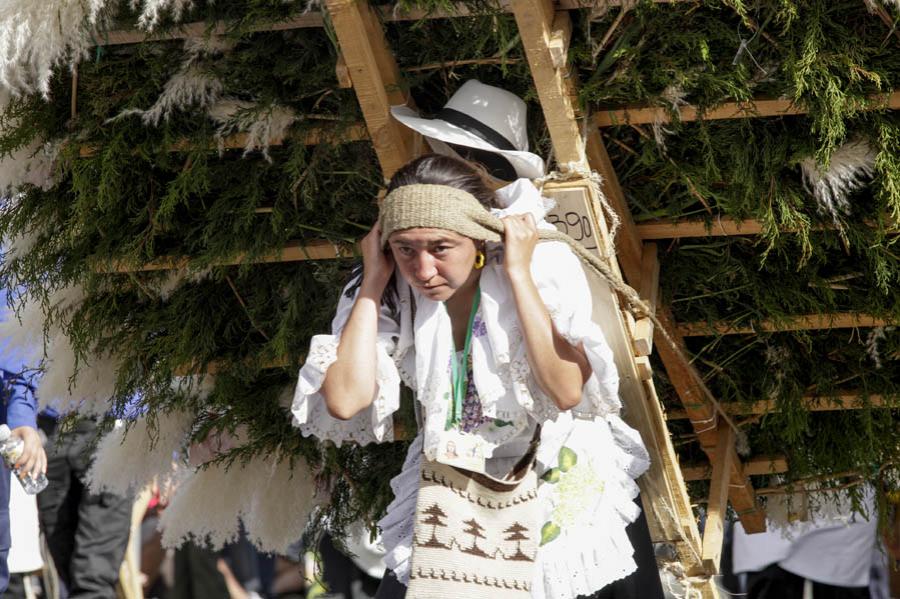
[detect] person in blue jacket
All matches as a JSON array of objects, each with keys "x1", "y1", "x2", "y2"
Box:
[
  {"x1": 0, "y1": 281, "x2": 47, "y2": 594},
  {"x1": 0, "y1": 367, "x2": 45, "y2": 594}
]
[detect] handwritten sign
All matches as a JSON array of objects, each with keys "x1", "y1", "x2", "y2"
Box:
[{"x1": 544, "y1": 186, "x2": 601, "y2": 257}]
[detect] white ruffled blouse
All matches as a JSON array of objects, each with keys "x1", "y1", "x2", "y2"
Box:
[{"x1": 291, "y1": 179, "x2": 651, "y2": 598}]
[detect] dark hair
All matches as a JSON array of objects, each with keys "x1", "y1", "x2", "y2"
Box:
[
  {"x1": 386, "y1": 153, "x2": 497, "y2": 209},
  {"x1": 343, "y1": 154, "x2": 496, "y2": 311}
]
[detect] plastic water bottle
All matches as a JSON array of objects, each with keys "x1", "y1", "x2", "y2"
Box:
[{"x1": 0, "y1": 424, "x2": 48, "y2": 494}]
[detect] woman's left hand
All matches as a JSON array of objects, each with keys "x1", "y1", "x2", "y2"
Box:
[{"x1": 502, "y1": 213, "x2": 538, "y2": 278}]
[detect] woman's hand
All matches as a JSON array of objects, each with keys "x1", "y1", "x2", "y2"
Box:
[
  {"x1": 502, "y1": 213, "x2": 539, "y2": 278},
  {"x1": 11, "y1": 426, "x2": 46, "y2": 479},
  {"x1": 361, "y1": 223, "x2": 395, "y2": 295}
]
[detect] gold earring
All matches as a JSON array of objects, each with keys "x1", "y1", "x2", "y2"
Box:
[{"x1": 474, "y1": 250, "x2": 486, "y2": 270}]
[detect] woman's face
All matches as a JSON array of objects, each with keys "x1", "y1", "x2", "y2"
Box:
[{"x1": 388, "y1": 228, "x2": 480, "y2": 302}]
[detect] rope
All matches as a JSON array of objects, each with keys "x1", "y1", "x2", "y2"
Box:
[{"x1": 380, "y1": 183, "x2": 749, "y2": 447}]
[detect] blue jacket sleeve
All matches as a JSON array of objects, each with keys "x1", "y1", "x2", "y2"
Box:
[{"x1": 5, "y1": 388, "x2": 38, "y2": 430}]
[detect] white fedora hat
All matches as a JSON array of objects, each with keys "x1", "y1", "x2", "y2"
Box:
[{"x1": 390, "y1": 80, "x2": 545, "y2": 180}]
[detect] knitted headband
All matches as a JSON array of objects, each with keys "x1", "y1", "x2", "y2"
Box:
[
  {"x1": 377, "y1": 182, "x2": 748, "y2": 446},
  {"x1": 379, "y1": 184, "x2": 503, "y2": 246}
]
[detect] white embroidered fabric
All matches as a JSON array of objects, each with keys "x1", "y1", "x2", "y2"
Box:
[{"x1": 291, "y1": 179, "x2": 651, "y2": 597}]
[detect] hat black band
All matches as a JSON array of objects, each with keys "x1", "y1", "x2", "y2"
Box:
[{"x1": 435, "y1": 108, "x2": 518, "y2": 152}]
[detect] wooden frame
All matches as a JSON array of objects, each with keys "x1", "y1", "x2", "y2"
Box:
[
  {"x1": 677, "y1": 313, "x2": 895, "y2": 336},
  {"x1": 595, "y1": 91, "x2": 900, "y2": 127},
  {"x1": 666, "y1": 392, "x2": 893, "y2": 420},
  {"x1": 682, "y1": 455, "x2": 788, "y2": 482}
]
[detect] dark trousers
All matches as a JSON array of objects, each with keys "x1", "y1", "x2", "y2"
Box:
[
  {"x1": 171, "y1": 542, "x2": 230, "y2": 599},
  {"x1": 594, "y1": 496, "x2": 664, "y2": 599},
  {"x1": 36, "y1": 416, "x2": 132, "y2": 599},
  {"x1": 747, "y1": 564, "x2": 871, "y2": 599},
  {"x1": 320, "y1": 534, "x2": 380, "y2": 599}
]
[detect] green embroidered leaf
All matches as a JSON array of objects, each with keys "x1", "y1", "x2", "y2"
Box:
[
  {"x1": 541, "y1": 467, "x2": 561, "y2": 483},
  {"x1": 558, "y1": 447, "x2": 578, "y2": 472},
  {"x1": 540, "y1": 521, "x2": 561, "y2": 546}
]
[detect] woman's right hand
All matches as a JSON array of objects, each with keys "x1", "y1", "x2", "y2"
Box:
[{"x1": 360, "y1": 223, "x2": 394, "y2": 294}]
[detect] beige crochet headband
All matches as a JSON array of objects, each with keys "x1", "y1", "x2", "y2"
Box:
[{"x1": 379, "y1": 184, "x2": 503, "y2": 246}]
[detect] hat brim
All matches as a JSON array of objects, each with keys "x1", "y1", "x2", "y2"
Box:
[{"x1": 391, "y1": 105, "x2": 545, "y2": 179}]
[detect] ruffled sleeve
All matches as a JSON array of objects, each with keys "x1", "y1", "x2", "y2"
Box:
[
  {"x1": 529, "y1": 240, "x2": 621, "y2": 418},
  {"x1": 291, "y1": 280, "x2": 403, "y2": 446}
]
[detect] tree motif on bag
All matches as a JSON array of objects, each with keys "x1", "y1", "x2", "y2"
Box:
[
  {"x1": 502, "y1": 522, "x2": 534, "y2": 561},
  {"x1": 418, "y1": 503, "x2": 449, "y2": 548},
  {"x1": 461, "y1": 518, "x2": 491, "y2": 557}
]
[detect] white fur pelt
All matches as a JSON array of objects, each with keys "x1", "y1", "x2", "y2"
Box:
[
  {"x1": 159, "y1": 453, "x2": 320, "y2": 553},
  {"x1": 86, "y1": 409, "x2": 195, "y2": 497},
  {"x1": 208, "y1": 100, "x2": 297, "y2": 161},
  {"x1": 110, "y1": 37, "x2": 232, "y2": 126},
  {"x1": 0, "y1": 0, "x2": 202, "y2": 97},
  {"x1": 651, "y1": 84, "x2": 686, "y2": 153},
  {"x1": 37, "y1": 333, "x2": 123, "y2": 416},
  {"x1": 799, "y1": 139, "x2": 876, "y2": 222},
  {"x1": 0, "y1": 284, "x2": 120, "y2": 416},
  {"x1": 0, "y1": 0, "x2": 110, "y2": 97},
  {"x1": 0, "y1": 90, "x2": 58, "y2": 193},
  {"x1": 243, "y1": 456, "x2": 321, "y2": 554},
  {"x1": 133, "y1": 0, "x2": 198, "y2": 31},
  {"x1": 149, "y1": 267, "x2": 214, "y2": 301},
  {"x1": 865, "y1": 0, "x2": 900, "y2": 12}
]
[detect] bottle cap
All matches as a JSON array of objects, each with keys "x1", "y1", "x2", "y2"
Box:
[{"x1": 0, "y1": 424, "x2": 9, "y2": 442}]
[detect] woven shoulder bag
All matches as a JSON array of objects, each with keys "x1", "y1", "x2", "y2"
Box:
[{"x1": 406, "y1": 444, "x2": 540, "y2": 598}]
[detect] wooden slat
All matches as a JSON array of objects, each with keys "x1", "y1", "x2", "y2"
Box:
[
  {"x1": 635, "y1": 217, "x2": 893, "y2": 240},
  {"x1": 682, "y1": 455, "x2": 788, "y2": 482},
  {"x1": 596, "y1": 90, "x2": 900, "y2": 127},
  {"x1": 511, "y1": 2, "x2": 584, "y2": 167},
  {"x1": 325, "y1": 0, "x2": 418, "y2": 179},
  {"x1": 701, "y1": 424, "x2": 734, "y2": 573},
  {"x1": 666, "y1": 393, "x2": 892, "y2": 420},
  {"x1": 654, "y1": 307, "x2": 766, "y2": 535},
  {"x1": 96, "y1": 239, "x2": 357, "y2": 273},
  {"x1": 678, "y1": 313, "x2": 895, "y2": 336},
  {"x1": 632, "y1": 242, "x2": 659, "y2": 356},
  {"x1": 78, "y1": 124, "x2": 368, "y2": 158},
  {"x1": 98, "y1": 1, "x2": 685, "y2": 47},
  {"x1": 637, "y1": 217, "x2": 767, "y2": 239}
]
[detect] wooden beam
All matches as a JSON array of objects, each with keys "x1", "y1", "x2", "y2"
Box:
[
  {"x1": 325, "y1": 0, "x2": 418, "y2": 179},
  {"x1": 632, "y1": 242, "x2": 659, "y2": 356},
  {"x1": 596, "y1": 91, "x2": 900, "y2": 127},
  {"x1": 97, "y1": 1, "x2": 686, "y2": 46},
  {"x1": 78, "y1": 123, "x2": 368, "y2": 158},
  {"x1": 666, "y1": 392, "x2": 893, "y2": 420},
  {"x1": 654, "y1": 307, "x2": 766, "y2": 535},
  {"x1": 678, "y1": 313, "x2": 896, "y2": 336},
  {"x1": 95, "y1": 239, "x2": 357, "y2": 273},
  {"x1": 511, "y1": 2, "x2": 584, "y2": 167},
  {"x1": 682, "y1": 455, "x2": 788, "y2": 482},
  {"x1": 701, "y1": 424, "x2": 734, "y2": 573},
  {"x1": 635, "y1": 216, "x2": 895, "y2": 240},
  {"x1": 637, "y1": 217, "x2": 767, "y2": 239}
]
